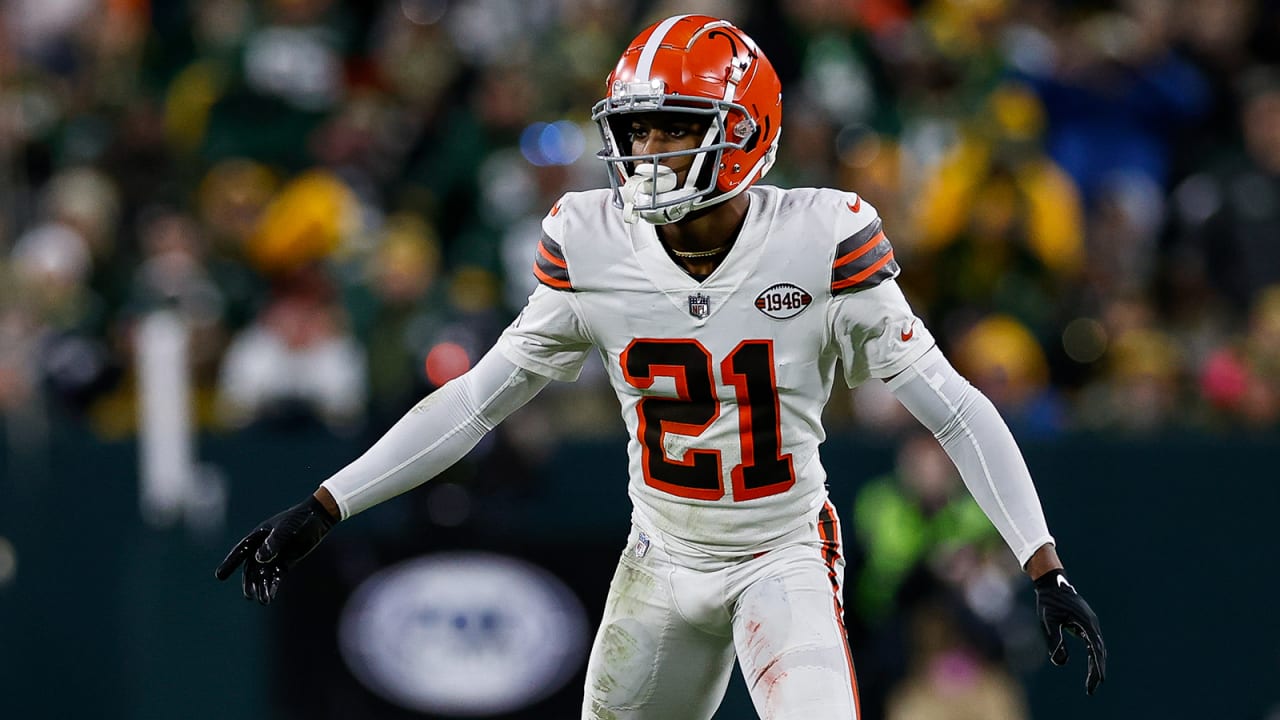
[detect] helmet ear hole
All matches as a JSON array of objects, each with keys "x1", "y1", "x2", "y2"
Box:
[{"x1": 742, "y1": 113, "x2": 766, "y2": 154}]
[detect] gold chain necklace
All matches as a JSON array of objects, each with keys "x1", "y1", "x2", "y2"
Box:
[{"x1": 669, "y1": 244, "x2": 731, "y2": 259}]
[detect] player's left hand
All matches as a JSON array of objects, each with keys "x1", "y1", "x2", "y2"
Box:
[
  {"x1": 1034, "y1": 569, "x2": 1107, "y2": 694},
  {"x1": 214, "y1": 494, "x2": 336, "y2": 605}
]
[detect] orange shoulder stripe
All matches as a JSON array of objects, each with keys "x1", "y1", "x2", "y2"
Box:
[
  {"x1": 537, "y1": 240, "x2": 568, "y2": 269},
  {"x1": 533, "y1": 262, "x2": 572, "y2": 289},
  {"x1": 833, "y1": 231, "x2": 886, "y2": 269},
  {"x1": 831, "y1": 250, "x2": 895, "y2": 290}
]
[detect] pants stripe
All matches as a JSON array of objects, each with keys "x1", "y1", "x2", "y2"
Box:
[{"x1": 818, "y1": 501, "x2": 860, "y2": 718}]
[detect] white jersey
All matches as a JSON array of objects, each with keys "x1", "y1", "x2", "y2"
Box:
[{"x1": 496, "y1": 186, "x2": 935, "y2": 553}]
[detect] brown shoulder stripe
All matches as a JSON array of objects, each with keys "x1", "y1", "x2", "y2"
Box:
[
  {"x1": 831, "y1": 218, "x2": 899, "y2": 294},
  {"x1": 833, "y1": 218, "x2": 885, "y2": 268},
  {"x1": 533, "y1": 233, "x2": 573, "y2": 290}
]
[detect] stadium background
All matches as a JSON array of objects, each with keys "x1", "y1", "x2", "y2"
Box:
[{"x1": 0, "y1": 0, "x2": 1278, "y2": 718}]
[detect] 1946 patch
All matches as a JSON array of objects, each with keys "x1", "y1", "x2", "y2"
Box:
[{"x1": 754, "y1": 283, "x2": 812, "y2": 319}]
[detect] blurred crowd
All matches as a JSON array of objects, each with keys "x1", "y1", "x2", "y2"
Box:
[
  {"x1": 5, "y1": 1, "x2": 1277, "y2": 717},
  {"x1": 2, "y1": 0, "x2": 1280, "y2": 446}
]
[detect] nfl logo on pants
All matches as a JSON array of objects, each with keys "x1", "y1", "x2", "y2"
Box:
[{"x1": 688, "y1": 293, "x2": 711, "y2": 318}]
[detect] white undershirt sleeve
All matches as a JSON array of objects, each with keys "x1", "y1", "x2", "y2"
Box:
[
  {"x1": 886, "y1": 345, "x2": 1055, "y2": 567},
  {"x1": 320, "y1": 347, "x2": 553, "y2": 519}
]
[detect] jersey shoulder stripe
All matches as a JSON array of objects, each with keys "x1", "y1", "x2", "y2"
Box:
[
  {"x1": 533, "y1": 233, "x2": 573, "y2": 291},
  {"x1": 534, "y1": 189, "x2": 617, "y2": 292},
  {"x1": 831, "y1": 215, "x2": 899, "y2": 295}
]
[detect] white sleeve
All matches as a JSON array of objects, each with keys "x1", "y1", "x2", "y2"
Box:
[
  {"x1": 886, "y1": 346, "x2": 1055, "y2": 567},
  {"x1": 320, "y1": 348, "x2": 552, "y2": 519},
  {"x1": 829, "y1": 279, "x2": 936, "y2": 387},
  {"x1": 495, "y1": 284, "x2": 594, "y2": 382}
]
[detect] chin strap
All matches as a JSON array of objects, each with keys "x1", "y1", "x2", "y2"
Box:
[{"x1": 618, "y1": 172, "x2": 647, "y2": 224}]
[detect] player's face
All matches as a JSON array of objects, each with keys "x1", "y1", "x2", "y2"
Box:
[{"x1": 627, "y1": 113, "x2": 706, "y2": 183}]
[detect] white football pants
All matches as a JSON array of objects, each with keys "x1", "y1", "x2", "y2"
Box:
[{"x1": 581, "y1": 503, "x2": 860, "y2": 720}]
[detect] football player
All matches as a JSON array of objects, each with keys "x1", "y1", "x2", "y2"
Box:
[{"x1": 216, "y1": 14, "x2": 1106, "y2": 719}]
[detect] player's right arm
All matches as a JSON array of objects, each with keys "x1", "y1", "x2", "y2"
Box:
[
  {"x1": 214, "y1": 347, "x2": 552, "y2": 602},
  {"x1": 216, "y1": 215, "x2": 594, "y2": 603},
  {"x1": 317, "y1": 279, "x2": 594, "y2": 519},
  {"x1": 319, "y1": 348, "x2": 554, "y2": 517}
]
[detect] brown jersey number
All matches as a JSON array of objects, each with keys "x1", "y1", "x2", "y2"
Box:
[{"x1": 620, "y1": 338, "x2": 796, "y2": 501}]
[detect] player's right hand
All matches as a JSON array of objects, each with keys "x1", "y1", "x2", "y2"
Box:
[
  {"x1": 215, "y1": 494, "x2": 337, "y2": 605},
  {"x1": 1034, "y1": 569, "x2": 1107, "y2": 695}
]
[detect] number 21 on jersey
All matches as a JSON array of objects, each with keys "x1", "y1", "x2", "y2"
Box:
[{"x1": 620, "y1": 338, "x2": 796, "y2": 502}]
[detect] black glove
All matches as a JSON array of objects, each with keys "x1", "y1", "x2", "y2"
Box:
[
  {"x1": 214, "y1": 495, "x2": 337, "y2": 605},
  {"x1": 1035, "y1": 569, "x2": 1107, "y2": 694}
]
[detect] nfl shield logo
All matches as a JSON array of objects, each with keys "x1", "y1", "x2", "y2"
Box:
[{"x1": 688, "y1": 293, "x2": 711, "y2": 318}]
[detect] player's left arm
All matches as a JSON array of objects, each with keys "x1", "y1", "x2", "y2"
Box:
[
  {"x1": 827, "y1": 201, "x2": 1105, "y2": 693},
  {"x1": 829, "y1": 273, "x2": 1106, "y2": 695},
  {"x1": 885, "y1": 344, "x2": 1107, "y2": 695}
]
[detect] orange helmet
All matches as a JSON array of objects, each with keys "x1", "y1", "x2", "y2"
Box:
[{"x1": 592, "y1": 15, "x2": 783, "y2": 224}]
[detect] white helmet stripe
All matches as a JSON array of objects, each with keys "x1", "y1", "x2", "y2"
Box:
[{"x1": 634, "y1": 14, "x2": 691, "y2": 82}]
